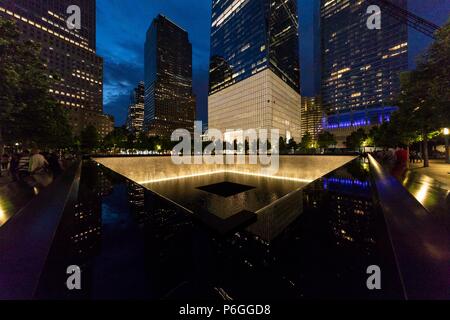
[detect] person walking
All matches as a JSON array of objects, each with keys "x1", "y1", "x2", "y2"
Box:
[
  {"x1": 417, "y1": 151, "x2": 423, "y2": 163},
  {"x1": 1, "y1": 153, "x2": 9, "y2": 177},
  {"x1": 9, "y1": 153, "x2": 20, "y2": 181},
  {"x1": 392, "y1": 146, "x2": 408, "y2": 178},
  {"x1": 410, "y1": 150, "x2": 417, "y2": 164},
  {"x1": 29, "y1": 148, "x2": 52, "y2": 188},
  {"x1": 18, "y1": 150, "x2": 31, "y2": 180},
  {"x1": 29, "y1": 148, "x2": 48, "y2": 174},
  {"x1": 47, "y1": 152, "x2": 63, "y2": 177}
]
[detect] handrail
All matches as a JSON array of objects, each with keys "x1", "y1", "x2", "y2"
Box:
[
  {"x1": 0, "y1": 161, "x2": 82, "y2": 300},
  {"x1": 368, "y1": 155, "x2": 450, "y2": 299}
]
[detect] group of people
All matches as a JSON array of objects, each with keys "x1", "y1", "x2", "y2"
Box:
[
  {"x1": 1, "y1": 149, "x2": 65, "y2": 188},
  {"x1": 409, "y1": 150, "x2": 423, "y2": 164},
  {"x1": 373, "y1": 147, "x2": 416, "y2": 178}
]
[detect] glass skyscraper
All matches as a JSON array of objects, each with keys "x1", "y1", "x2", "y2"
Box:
[
  {"x1": 320, "y1": 0, "x2": 408, "y2": 143},
  {"x1": 144, "y1": 15, "x2": 196, "y2": 138},
  {"x1": 126, "y1": 82, "x2": 145, "y2": 134},
  {"x1": 208, "y1": 0, "x2": 301, "y2": 141}
]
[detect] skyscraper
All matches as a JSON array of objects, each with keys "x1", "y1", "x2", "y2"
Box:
[
  {"x1": 300, "y1": 96, "x2": 323, "y2": 141},
  {"x1": 126, "y1": 81, "x2": 145, "y2": 134},
  {"x1": 0, "y1": 0, "x2": 113, "y2": 137},
  {"x1": 144, "y1": 15, "x2": 196, "y2": 138},
  {"x1": 320, "y1": 0, "x2": 408, "y2": 145},
  {"x1": 208, "y1": 0, "x2": 301, "y2": 141}
]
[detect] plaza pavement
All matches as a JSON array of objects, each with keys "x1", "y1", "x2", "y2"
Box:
[{"x1": 409, "y1": 160, "x2": 450, "y2": 191}]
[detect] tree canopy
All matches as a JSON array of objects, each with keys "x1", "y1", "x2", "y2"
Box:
[
  {"x1": 317, "y1": 131, "x2": 337, "y2": 149},
  {"x1": 370, "y1": 20, "x2": 450, "y2": 166},
  {"x1": 345, "y1": 128, "x2": 367, "y2": 150},
  {"x1": 0, "y1": 18, "x2": 73, "y2": 150}
]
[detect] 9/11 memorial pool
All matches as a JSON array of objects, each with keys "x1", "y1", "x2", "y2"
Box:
[{"x1": 29, "y1": 155, "x2": 407, "y2": 300}]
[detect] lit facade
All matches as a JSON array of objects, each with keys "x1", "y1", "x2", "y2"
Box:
[
  {"x1": 70, "y1": 112, "x2": 114, "y2": 138},
  {"x1": 208, "y1": 0, "x2": 301, "y2": 141},
  {"x1": 144, "y1": 15, "x2": 196, "y2": 138},
  {"x1": 320, "y1": 0, "x2": 408, "y2": 136},
  {"x1": 126, "y1": 82, "x2": 145, "y2": 134},
  {"x1": 300, "y1": 96, "x2": 323, "y2": 141},
  {"x1": 0, "y1": 0, "x2": 110, "y2": 137}
]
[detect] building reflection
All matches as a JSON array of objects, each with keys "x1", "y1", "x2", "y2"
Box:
[
  {"x1": 120, "y1": 158, "x2": 397, "y2": 299},
  {"x1": 38, "y1": 159, "x2": 402, "y2": 299},
  {"x1": 70, "y1": 163, "x2": 113, "y2": 259},
  {"x1": 319, "y1": 165, "x2": 376, "y2": 248},
  {"x1": 35, "y1": 162, "x2": 110, "y2": 299},
  {"x1": 127, "y1": 181, "x2": 146, "y2": 225}
]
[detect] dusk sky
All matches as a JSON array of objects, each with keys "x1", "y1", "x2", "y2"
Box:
[{"x1": 96, "y1": 0, "x2": 450, "y2": 126}]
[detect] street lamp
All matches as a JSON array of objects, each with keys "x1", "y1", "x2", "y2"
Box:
[{"x1": 444, "y1": 128, "x2": 449, "y2": 164}]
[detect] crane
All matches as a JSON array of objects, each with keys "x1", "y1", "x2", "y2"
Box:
[{"x1": 374, "y1": 0, "x2": 440, "y2": 39}]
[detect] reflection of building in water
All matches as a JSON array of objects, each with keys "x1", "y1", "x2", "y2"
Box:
[
  {"x1": 36, "y1": 162, "x2": 107, "y2": 298},
  {"x1": 247, "y1": 189, "x2": 303, "y2": 242},
  {"x1": 71, "y1": 200, "x2": 102, "y2": 258},
  {"x1": 139, "y1": 192, "x2": 196, "y2": 298},
  {"x1": 69, "y1": 162, "x2": 110, "y2": 258},
  {"x1": 97, "y1": 170, "x2": 113, "y2": 197},
  {"x1": 127, "y1": 181, "x2": 147, "y2": 225},
  {"x1": 309, "y1": 167, "x2": 376, "y2": 247}
]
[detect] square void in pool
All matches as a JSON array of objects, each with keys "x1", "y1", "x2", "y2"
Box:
[
  {"x1": 197, "y1": 181, "x2": 255, "y2": 197},
  {"x1": 143, "y1": 172, "x2": 307, "y2": 220}
]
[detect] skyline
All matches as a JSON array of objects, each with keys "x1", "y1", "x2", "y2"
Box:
[{"x1": 97, "y1": 0, "x2": 450, "y2": 126}]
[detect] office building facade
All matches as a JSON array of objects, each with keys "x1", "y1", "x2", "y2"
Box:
[
  {"x1": 320, "y1": 0, "x2": 408, "y2": 145},
  {"x1": 144, "y1": 15, "x2": 196, "y2": 138},
  {"x1": 300, "y1": 96, "x2": 323, "y2": 141},
  {"x1": 0, "y1": 0, "x2": 112, "y2": 137},
  {"x1": 208, "y1": 0, "x2": 302, "y2": 141},
  {"x1": 126, "y1": 81, "x2": 145, "y2": 134}
]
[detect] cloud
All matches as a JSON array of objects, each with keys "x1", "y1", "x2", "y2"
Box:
[{"x1": 102, "y1": 57, "x2": 143, "y2": 124}]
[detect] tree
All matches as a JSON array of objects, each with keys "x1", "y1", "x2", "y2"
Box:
[
  {"x1": 317, "y1": 131, "x2": 337, "y2": 149},
  {"x1": 299, "y1": 132, "x2": 313, "y2": 151},
  {"x1": 392, "y1": 20, "x2": 450, "y2": 167},
  {"x1": 0, "y1": 18, "x2": 72, "y2": 151},
  {"x1": 80, "y1": 125, "x2": 99, "y2": 152},
  {"x1": 420, "y1": 19, "x2": 450, "y2": 125},
  {"x1": 102, "y1": 126, "x2": 129, "y2": 150},
  {"x1": 287, "y1": 138, "x2": 297, "y2": 153},
  {"x1": 278, "y1": 137, "x2": 288, "y2": 154},
  {"x1": 345, "y1": 128, "x2": 367, "y2": 150}
]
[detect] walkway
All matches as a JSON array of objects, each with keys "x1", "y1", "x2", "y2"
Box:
[
  {"x1": 369, "y1": 155, "x2": 450, "y2": 299},
  {"x1": 409, "y1": 160, "x2": 450, "y2": 191},
  {"x1": 402, "y1": 160, "x2": 449, "y2": 222},
  {"x1": 0, "y1": 170, "x2": 53, "y2": 228}
]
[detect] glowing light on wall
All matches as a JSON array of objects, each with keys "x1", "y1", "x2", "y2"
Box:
[
  {"x1": 139, "y1": 170, "x2": 313, "y2": 185},
  {"x1": 323, "y1": 177, "x2": 370, "y2": 189},
  {"x1": 0, "y1": 205, "x2": 7, "y2": 226},
  {"x1": 323, "y1": 106, "x2": 398, "y2": 130},
  {"x1": 139, "y1": 171, "x2": 225, "y2": 184}
]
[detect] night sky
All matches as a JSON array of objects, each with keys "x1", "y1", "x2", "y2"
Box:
[{"x1": 96, "y1": 0, "x2": 450, "y2": 126}]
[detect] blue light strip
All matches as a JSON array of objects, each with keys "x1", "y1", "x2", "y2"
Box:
[{"x1": 322, "y1": 106, "x2": 398, "y2": 130}]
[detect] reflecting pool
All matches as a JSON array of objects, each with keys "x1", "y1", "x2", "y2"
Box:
[{"x1": 35, "y1": 157, "x2": 404, "y2": 300}]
